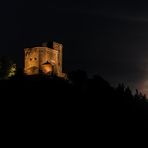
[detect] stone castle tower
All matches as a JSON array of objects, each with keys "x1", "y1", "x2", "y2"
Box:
[{"x1": 24, "y1": 41, "x2": 65, "y2": 78}]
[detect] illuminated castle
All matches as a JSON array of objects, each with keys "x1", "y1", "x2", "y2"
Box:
[{"x1": 24, "y1": 41, "x2": 66, "y2": 78}]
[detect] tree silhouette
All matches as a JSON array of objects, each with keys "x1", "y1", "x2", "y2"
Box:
[{"x1": 0, "y1": 69, "x2": 147, "y2": 132}]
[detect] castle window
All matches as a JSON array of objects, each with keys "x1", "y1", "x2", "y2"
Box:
[{"x1": 35, "y1": 58, "x2": 37, "y2": 60}]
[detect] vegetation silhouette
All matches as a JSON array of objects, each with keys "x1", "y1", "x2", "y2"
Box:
[{"x1": 0, "y1": 69, "x2": 148, "y2": 136}]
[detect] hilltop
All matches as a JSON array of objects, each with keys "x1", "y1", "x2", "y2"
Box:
[{"x1": 0, "y1": 70, "x2": 147, "y2": 130}]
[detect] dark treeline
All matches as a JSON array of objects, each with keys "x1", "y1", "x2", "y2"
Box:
[{"x1": 0, "y1": 69, "x2": 148, "y2": 141}]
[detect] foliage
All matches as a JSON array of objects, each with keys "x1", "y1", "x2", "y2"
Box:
[
  {"x1": 0, "y1": 56, "x2": 16, "y2": 79},
  {"x1": 7, "y1": 64, "x2": 16, "y2": 78},
  {"x1": 0, "y1": 69, "x2": 148, "y2": 132}
]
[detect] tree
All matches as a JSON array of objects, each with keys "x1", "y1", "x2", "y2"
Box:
[
  {"x1": 0, "y1": 56, "x2": 16, "y2": 79},
  {"x1": 7, "y1": 64, "x2": 16, "y2": 78}
]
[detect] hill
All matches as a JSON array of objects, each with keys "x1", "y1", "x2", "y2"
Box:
[{"x1": 0, "y1": 71, "x2": 147, "y2": 142}]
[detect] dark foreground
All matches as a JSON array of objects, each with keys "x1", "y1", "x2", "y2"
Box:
[{"x1": 0, "y1": 75, "x2": 148, "y2": 144}]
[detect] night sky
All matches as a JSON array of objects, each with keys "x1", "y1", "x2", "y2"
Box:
[{"x1": 1, "y1": 0, "x2": 148, "y2": 95}]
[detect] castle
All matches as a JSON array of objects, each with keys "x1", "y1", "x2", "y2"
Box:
[{"x1": 24, "y1": 41, "x2": 66, "y2": 78}]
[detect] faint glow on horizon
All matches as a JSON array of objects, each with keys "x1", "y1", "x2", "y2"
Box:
[{"x1": 137, "y1": 80, "x2": 148, "y2": 99}]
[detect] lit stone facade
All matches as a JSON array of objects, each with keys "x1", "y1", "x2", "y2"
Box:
[{"x1": 24, "y1": 41, "x2": 66, "y2": 78}]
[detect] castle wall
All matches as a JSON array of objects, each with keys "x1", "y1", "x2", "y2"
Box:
[
  {"x1": 53, "y1": 42, "x2": 63, "y2": 75},
  {"x1": 24, "y1": 48, "x2": 39, "y2": 75},
  {"x1": 38, "y1": 47, "x2": 59, "y2": 74}
]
